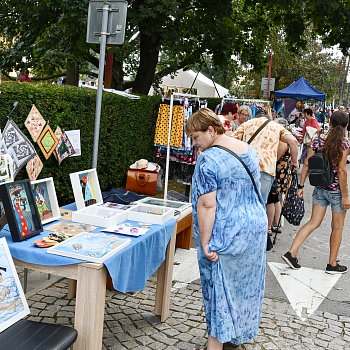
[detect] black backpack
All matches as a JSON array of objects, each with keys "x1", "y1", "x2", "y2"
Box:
[{"x1": 308, "y1": 136, "x2": 334, "y2": 187}]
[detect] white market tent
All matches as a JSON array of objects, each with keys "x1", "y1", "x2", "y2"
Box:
[{"x1": 149, "y1": 69, "x2": 229, "y2": 98}]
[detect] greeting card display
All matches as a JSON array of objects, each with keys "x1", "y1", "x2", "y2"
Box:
[
  {"x1": 69, "y1": 168, "x2": 103, "y2": 210},
  {"x1": 24, "y1": 105, "x2": 46, "y2": 142},
  {"x1": 0, "y1": 180, "x2": 42, "y2": 242},
  {"x1": 0, "y1": 237, "x2": 30, "y2": 332},
  {"x1": 47, "y1": 232, "x2": 131, "y2": 263},
  {"x1": 31, "y1": 177, "x2": 60, "y2": 225}
]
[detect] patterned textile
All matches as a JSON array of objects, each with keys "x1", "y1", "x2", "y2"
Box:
[
  {"x1": 24, "y1": 104, "x2": 46, "y2": 142},
  {"x1": 192, "y1": 146, "x2": 267, "y2": 345},
  {"x1": 56, "y1": 132, "x2": 75, "y2": 164},
  {"x1": 311, "y1": 135, "x2": 350, "y2": 191},
  {"x1": 26, "y1": 154, "x2": 43, "y2": 181},
  {"x1": 272, "y1": 148, "x2": 291, "y2": 195},
  {"x1": 233, "y1": 117, "x2": 292, "y2": 176},
  {"x1": 0, "y1": 119, "x2": 36, "y2": 177},
  {"x1": 154, "y1": 104, "x2": 184, "y2": 148},
  {"x1": 37, "y1": 125, "x2": 59, "y2": 160}
]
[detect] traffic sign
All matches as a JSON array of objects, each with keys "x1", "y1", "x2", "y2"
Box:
[{"x1": 261, "y1": 77, "x2": 275, "y2": 91}]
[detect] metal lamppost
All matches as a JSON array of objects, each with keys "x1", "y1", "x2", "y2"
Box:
[{"x1": 86, "y1": 0, "x2": 128, "y2": 168}]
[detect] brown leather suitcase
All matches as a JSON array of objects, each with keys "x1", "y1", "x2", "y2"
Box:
[{"x1": 126, "y1": 169, "x2": 157, "y2": 196}]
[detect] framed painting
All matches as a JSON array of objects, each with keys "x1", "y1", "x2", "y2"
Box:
[
  {"x1": 69, "y1": 168, "x2": 102, "y2": 210},
  {"x1": 0, "y1": 237, "x2": 30, "y2": 332},
  {"x1": 0, "y1": 179, "x2": 43, "y2": 242},
  {"x1": 31, "y1": 177, "x2": 60, "y2": 225}
]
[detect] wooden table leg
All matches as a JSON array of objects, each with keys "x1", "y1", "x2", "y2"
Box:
[
  {"x1": 154, "y1": 226, "x2": 176, "y2": 321},
  {"x1": 73, "y1": 264, "x2": 107, "y2": 350},
  {"x1": 67, "y1": 279, "x2": 77, "y2": 299}
]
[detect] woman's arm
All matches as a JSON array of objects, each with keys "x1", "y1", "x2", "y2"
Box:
[
  {"x1": 338, "y1": 149, "x2": 350, "y2": 209},
  {"x1": 297, "y1": 148, "x2": 315, "y2": 198},
  {"x1": 277, "y1": 142, "x2": 288, "y2": 161},
  {"x1": 197, "y1": 191, "x2": 218, "y2": 262}
]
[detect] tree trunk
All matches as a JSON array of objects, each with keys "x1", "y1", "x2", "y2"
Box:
[
  {"x1": 132, "y1": 31, "x2": 160, "y2": 95},
  {"x1": 66, "y1": 61, "x2": 79, "y2": 86},
  {"x1": 111, "y1": 58, "x2": 124, "y2": 90}
]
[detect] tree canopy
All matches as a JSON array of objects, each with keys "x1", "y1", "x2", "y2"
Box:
[{"x1": 1, "y1": 0, "x2": 350, "y2": 95}]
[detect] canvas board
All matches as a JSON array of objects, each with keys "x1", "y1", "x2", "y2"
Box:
[
  {"x1": 31, "y1": 177, "x2": 60, "y2": 225},
  {"x1": 47, "y1": 232, "x2": 131, "y2": 263},
  {"x1": 69, "y1": 168, "x2": 103, "y2": 209},
  {"x1": 0, "y1": 154, "x2": 14, "y2": 185},
  {"x1": 36, "y1": 124, "x2": 59, "y2": 160},
  {"x1": 0, "y1": 237, "x2": 30, "y2": 332}
]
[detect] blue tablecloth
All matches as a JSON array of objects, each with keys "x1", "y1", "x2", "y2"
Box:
[{"x1": 0, "y1": 204, "x2": 176, "y2": 293}]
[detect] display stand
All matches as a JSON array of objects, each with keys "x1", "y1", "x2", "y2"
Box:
[{"x1": 163, "y1": 92, "x2": 199, "y2": 201}]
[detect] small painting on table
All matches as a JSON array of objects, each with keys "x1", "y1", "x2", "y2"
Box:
[
  {"x1": 0, "y1": 179, "x2": 42, "y2": 242},
  {"x1": 69, "y1": 169, "x2": 102, "y2": 210},
  {"x1": 31, "y1": 177, "x2": 60, "y2": 225},
  {"x1": 0, "y1": 237, "x2": 30, "y2": 332}
]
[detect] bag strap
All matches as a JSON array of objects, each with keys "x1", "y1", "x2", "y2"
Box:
[
  {"x1": 247, "y1": 119, "x2": 270, "y2": 144},
  {"x1": 212, "y1": 145, "x2": 264, "y2": 205}
]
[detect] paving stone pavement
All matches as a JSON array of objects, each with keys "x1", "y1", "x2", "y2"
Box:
[{"x1": 20, "y1": 270, "x2": 350, "y2": 350}]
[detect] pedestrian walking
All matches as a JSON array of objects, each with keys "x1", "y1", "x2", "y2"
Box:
[
  {"x1": 282, "y1": 111, "x2": 350, "y2": 273},
  {"x1": 186, "y1": 108, "x2": 267, "y2": 350},
  {"x1": 232, "y1": 110, "x2": 299, "y2": 204}
]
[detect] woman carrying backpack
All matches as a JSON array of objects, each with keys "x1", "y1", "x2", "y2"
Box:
[{"x1": 282, "y1": 111, "x2": 350, "y2": 274}]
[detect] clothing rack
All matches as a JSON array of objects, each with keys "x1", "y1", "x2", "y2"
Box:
[{"x1": 164, "y1": 92, "x2": 199, "y2": 200}]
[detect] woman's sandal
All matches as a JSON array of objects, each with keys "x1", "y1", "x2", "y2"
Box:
[{"x1": 271, "y1": 225, "x2": 282, "y2": 233}]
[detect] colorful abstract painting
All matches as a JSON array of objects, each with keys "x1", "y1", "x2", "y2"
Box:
[
  {"x1": 0, "y1": 119, "x2": 36, "y2": 177},
  {"x1": 56, "y1": 132, "x2": 76, "y2": 164},
  {"x1": 24, "y1": 105, "x2": 46, "y2": 142},
  {"x1": 36, "y1": 125, "x2": 59, "y2": 160},
  {"x1": 0, "y1": 237, "x2": 29, "y2": 332},
  {"x1": 26, "y1": 154, "x2": 43, "y2": 181},
  {"x1": 79, "y1": 172, "x2": 97, "y2": 207}
]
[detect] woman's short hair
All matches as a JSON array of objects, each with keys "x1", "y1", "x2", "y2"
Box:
[
  {"x1": 238, "y1": 105, "x2": 251, "y2": 116},
  {"x1": 186, "y1": 108, "x2": 225, "y2": 135}
]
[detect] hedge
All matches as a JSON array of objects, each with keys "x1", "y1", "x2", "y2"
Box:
[{"x1": 0, "y1": 83, "x2": 221, "y2": 205}]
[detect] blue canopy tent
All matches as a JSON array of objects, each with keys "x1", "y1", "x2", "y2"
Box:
[{"x1": 274, "y1": 77, "x2": 326, "y2": 101}]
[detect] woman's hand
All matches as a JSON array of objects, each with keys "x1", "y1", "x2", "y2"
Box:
[
  {"x1": 342, "y1": 197, "x2": 350, "y2": 210},
  {"x1": 297, "y1": 188, "x2": 304, "y2": 198},
  {"x1": 202, "y1": 243, "x2": 219, "y2": 262}
]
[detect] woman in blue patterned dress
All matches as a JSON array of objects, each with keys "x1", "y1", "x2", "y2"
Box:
[{"x1": 186, "y1": 108, "x2": 267, "y2": 350}]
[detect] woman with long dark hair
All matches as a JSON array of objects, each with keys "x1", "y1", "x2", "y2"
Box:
[{"x1": 282, "y1": 111, "x2": 350, "y2": 273}]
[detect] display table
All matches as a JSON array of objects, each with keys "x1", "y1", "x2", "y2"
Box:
[
  {"x1": 0, "y1": 215, "x2": 176, "y2": 350},
  {"x1": 174, "y1": 207, "x2": 193, "y2": 250}
]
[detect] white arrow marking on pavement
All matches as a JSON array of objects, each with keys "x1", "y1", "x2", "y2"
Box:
[
  {"x1": 172, "y1": 248, "x2": 200, "y2": 289},
  {"x1": 268, "y1": 262, "x2": 341, "y2": 321}
]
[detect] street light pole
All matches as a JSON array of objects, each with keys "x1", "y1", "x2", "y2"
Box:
[{"x1": 92, "y1": 3, "x2": 109, "y2": 169}]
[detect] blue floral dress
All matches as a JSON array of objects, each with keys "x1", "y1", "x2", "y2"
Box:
[{"x1": 192, "y1": 146, "x2": 267, "y2": 345}]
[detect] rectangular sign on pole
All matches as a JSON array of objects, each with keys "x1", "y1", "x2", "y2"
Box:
[
  {"x1": 87, "y1": 0, "x2": 128, "y2": 45},
  {"x1": 261, "y1": 77, "x2": 275, "y2": 91}
]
